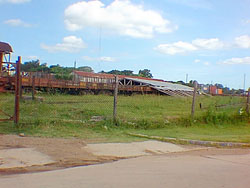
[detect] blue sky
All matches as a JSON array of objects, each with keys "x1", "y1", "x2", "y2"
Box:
[{"x1": 1, "y1": 0, "x2": 250, "y2": 89}]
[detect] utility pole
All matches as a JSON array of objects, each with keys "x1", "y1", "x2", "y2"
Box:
[
  {"x1": 243, "y1": 74, "x2": 246, "y2": 92},
  {"x1": 186, "y1": 74, "x2": 188, "y2": 84},
  {"x1": 74, "y1": 60, "x2": 76, "y2": 70}
]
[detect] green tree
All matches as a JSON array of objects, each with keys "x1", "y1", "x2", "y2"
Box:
[
  {"x1": 138, "y1": 69, "x2": 153, "y2": 78},
  {"x1": 77, "y1": 66, "x2": 94, "y2": 72},
  {"x1": 21, "y1": 60, "x2": 41, "y2": 72}
]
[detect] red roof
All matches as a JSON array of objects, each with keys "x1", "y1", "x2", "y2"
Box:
[{"x1": 73, "y1": 71, "x2": 165, "y2": 82}]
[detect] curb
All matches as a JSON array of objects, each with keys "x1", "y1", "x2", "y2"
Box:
[{"x1": 127, "y1": 133, "x2": 250, "y2": 148}]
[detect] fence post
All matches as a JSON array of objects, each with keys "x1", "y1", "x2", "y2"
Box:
[
  {"x1": 113, "y1": 75, "x2": 118, "y2": 122},
  {"x1": 191, "y1": 81, "x2": 198, "y2": 119},
  {"x1": 246, "y1": 88, "x2": 250, "y2": 115},
  {"x1": 20, "y1": 73, "x2": 23, "y2": 98},
  {"x1": 32, "y1": 75, "x2": 35, "y2": 100},
  {"x1": 0, "y1": 52, "x2": 3, "y2": 76},
  {"x1": 14, "y1": 56, "x2": 21, "y2": 124}
]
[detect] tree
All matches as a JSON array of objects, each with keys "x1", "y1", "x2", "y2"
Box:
[
  {"x1": 21, "y1": 60, "x2": 41, "y2": 72},
  {"x1": 176, "y1": 80, "x2": 186, "y2": 85},
  {"x1": 77, "y1": 66, "x2": 93, "y2": 72},
  {"x1": 49, "y1": 64, "x2": 73, "y2": 80},
  {"x1": 138, "y1": 69, "x2": 153, "y2": 78},
  {"x1": 215, "y1": 83, "x2": 224, "y2": 89},
  {"x1": 100, "y1": 70, "x2": 135, "y2": 76},
  {"x1": 121, "y1": 70, "x2": 134, "y2": 76}
]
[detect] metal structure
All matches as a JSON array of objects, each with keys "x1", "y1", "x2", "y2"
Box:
[
  {"x1": 2, "y1": 70, "x2": 195, "y2": 96},
  {"x1": 119, "y1": 77, "x2": 194, "y2": 97},
  {"x1": 0, "y1": 41, "x2": 20, "y2": 123}
]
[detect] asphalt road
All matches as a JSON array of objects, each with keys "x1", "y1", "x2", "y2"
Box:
[{"x1": 1, "y1": 152, "x2": 250, "y2": 188}]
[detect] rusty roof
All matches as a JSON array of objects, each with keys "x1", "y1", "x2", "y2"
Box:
[{"x1": 0, "y1": 42, "x2": 13, "y2": 53}]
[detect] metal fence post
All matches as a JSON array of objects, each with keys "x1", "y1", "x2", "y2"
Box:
[
  {"x1": 246, "y1": 88, "x2": 250, "y2": 115},
  {"x1": 14, "y1": 56, "x2": 21, "y2": 124},
  {"x1": 113, "y1": 75, "x2": 118, "y2": 122},
  {"x1": 191, "y1": 81, "x2": 198, "y2": 119}
]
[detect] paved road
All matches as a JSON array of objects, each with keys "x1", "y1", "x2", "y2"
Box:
[{"x1": 1, "y1": 153, "x2": 250, "y2": 188}]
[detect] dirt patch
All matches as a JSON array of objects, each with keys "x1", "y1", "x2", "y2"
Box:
[{"x1": 0, "y1": 134, "x2": 119, "y2": 175}]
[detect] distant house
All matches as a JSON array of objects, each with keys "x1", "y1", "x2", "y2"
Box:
[
  {"x1": 209, "y1": 85, "x2": 223, "y2": 95},
  {"x1": 200, "y1": 84, "x2": 210, "y2": 94}
]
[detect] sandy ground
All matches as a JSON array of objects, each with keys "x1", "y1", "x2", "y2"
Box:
[{"x1": 1, "y1": 134, "x2": 250, "y2": 175}]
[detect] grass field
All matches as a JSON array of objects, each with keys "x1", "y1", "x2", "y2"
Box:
[{"x1": 0, "y1": 93, "x2": 249, "y2": 143}]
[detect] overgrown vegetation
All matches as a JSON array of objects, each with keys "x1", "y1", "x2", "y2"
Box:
[
  {"x1": 0, "y1": 93, "x2": 249, "y2": 143},
  {"x1": 21, "y1": 60, "x2": 153, "y2": 79}
]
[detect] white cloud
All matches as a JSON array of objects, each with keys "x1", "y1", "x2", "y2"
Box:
[
  {"x1": 192, "y1": 38, "x2": 225, "y2": 50},
  {"x1": 64, "y1": 0, "x2": 177, "y2": 38},
  {"x1": 4, "y1": 19, "x2": 32, "y2": 27},
  {"x1": 155, "y1": 41, "x2": 197, "y2": 55},
  {"x1": 0, "y1": 0, "x2": 30, "y2": 4},
  {"x1": 41, "y1": 36, "x2": 86, "y2": 53},
  {"x1": 203, "y1": 61, "x2": 210, "y2": 66},
  {"x1": 26, "y1": 56, "x2": 39, "y2": 60},
  {"x1": 235, "y1": 35, "x2": 250, "y2": 48},
  {"x1": 194, "y1": 59, "x2": 201, "y2": 63},
  {"x1": 219, "y1": 57, "x2": 250, "y2": 65},
  {"x1": 83, "y1": 56, "x2": 116, "y2": 62},
  {"x1": 155, "y1": 38, "x2": 224, "y2": 55},
  {"x1": 99, "y1": 56, "x2": 115, "y2": 62},
  {"x1": 194, "y1": 59, "x2": 210, "y2": 66}
]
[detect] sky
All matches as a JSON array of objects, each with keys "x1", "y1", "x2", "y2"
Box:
[{"x1": 1, "y1": 0, "x2": 250, "y2": 89}]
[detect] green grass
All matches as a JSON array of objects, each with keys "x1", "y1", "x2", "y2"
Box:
[
  {"x1": 130, "y1": 123, "x2": 250, "y2": 143},
  {"x1": 0, "y1": 92, "x2": 249, "y2": 143}
]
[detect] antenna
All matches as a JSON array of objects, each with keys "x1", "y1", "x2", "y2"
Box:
[
  {"x1": 186, "y1": 74, "x2": 188, "y2": 83},
  {"x1": 243, "y1": 73, "x2": 246, "y2": 91}
]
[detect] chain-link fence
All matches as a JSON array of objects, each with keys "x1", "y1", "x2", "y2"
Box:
[{"x1": 0, "y1": 73, "x2": 249, "y2": 131}]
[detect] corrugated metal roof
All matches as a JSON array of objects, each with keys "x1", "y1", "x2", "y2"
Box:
[{"x1": 125, "y1": 77, "x2": 193, "y2": 92}]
